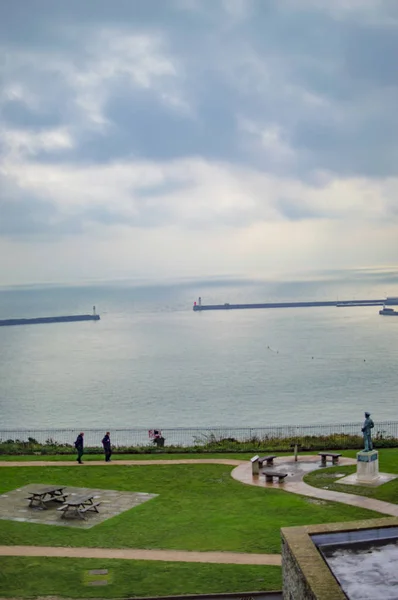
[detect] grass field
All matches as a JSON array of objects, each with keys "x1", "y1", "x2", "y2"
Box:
[
  {"x1": 0, "y1": 452, "x2": 256, "y2": 461},
  {"x1": 1, "y1": 450, "x2": 395, "y2": 598},
  {"x1": 0, "y1": 556, "x2": 282, "y2": 597},
  {"x1": 0, "y1": 447, "x2": 391, "y2": 461},
  {"x1": 0, "y1": 463, "x2": 382, "y2": 554}
]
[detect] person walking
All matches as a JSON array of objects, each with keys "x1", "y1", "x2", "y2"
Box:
[
  {"x1": 74, "y1": 432, "x2": 84, "y2": 464},
  {"x1": 102, "y1": 431, "x2": 112, "y2": 462}
]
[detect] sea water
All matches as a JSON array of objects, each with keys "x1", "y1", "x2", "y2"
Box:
[{"x1": 1, "y1": 275, "x2": 397, "y2": 429}]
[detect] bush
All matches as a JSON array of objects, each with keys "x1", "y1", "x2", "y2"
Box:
[{"x1": 1, "y1": 430, "x2": 398, "y2": 456}]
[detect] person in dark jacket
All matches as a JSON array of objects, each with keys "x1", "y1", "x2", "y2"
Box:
[
  {"x1": 74, "y1": 432, "x2": 84, "y2": 464},
  {"x1": 102, "y1": 431, "x2": 112, "y2": 462},
  {"x1": 153, "y1": 430, "x2": 165, "y2": 448}
]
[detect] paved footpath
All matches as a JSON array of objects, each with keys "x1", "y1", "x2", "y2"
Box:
[
  {"x1": 0, "y1": 459, "x2": 243, "y2": 467},
  {"x1": 0, "y1": 545, "x2": 281, "y2": 565},
  {"x1": 231, "y1": 459, "x2": 398, "y2": 517}
]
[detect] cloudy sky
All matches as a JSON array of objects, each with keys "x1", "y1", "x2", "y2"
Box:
[{"x1": 1, "y1": 0, "x2": 398, "y2": 285}]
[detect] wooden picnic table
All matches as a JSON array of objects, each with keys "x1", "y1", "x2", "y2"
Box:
[
  {"x1": 26, "y1": 485, "x2": 68, "y2": 509},
  {"x1": 58, "y1": 493, "x2": 101, "y2": 520}
]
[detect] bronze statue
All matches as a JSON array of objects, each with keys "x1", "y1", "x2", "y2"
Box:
[{"x1": 361, "y1": 412, "x2": 374, "y2": 451}]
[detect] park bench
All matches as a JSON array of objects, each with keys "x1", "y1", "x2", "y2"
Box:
[
  {"x1": 262, "y1": 470, "x2": 288, "y2": 483},
  {"x1": 318, "y1": 452, "x2": 341, "y2": 466},
  {"x1": 258, "y1": 455, "x2": 277, "y2": 468}
]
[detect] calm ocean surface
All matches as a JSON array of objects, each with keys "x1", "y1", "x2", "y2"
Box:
[{"x1": 1, "y1": 276, "x2": 397, "y2": 430}]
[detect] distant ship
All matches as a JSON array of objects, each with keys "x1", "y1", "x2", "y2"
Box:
[{"x1": 379, "y1": 307, "x2": 398, "y2": 316}]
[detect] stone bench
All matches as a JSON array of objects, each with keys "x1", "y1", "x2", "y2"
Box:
[
  {"x1": 251, "y1": 454, "x2": 277, "y2": 475},
  {"x1": 318, "y1": 452, "x2": 342, "y2": 466},
  {"x1": 262, "y1": 470, "x2": 288, "y2": 483},
  {"x1": 258, "y1": 455, "x2": 277, "y2": 468}
]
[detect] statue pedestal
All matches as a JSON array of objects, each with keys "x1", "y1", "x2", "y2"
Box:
[{"x1": 356, "y1": 450, "x2": 379, "y2": 483}]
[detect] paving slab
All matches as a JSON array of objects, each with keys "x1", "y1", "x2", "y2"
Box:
[
  {"x1": 0, "y1": 485, "x2": 157, "y2": 529},
  {"x1": 337, "y1": 471, "x2": 398, "y2": 487}
]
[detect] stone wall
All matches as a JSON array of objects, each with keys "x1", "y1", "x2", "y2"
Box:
[{"x1": 281, "y1": 535, "x2": 317, "y2": 600}]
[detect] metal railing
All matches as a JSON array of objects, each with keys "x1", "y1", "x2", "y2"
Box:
[{"x1": 1, "y1": 421, "x2": 397, "y2": 449}]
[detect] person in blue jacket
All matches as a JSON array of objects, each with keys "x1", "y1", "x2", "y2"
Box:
[
  {"x1": 102, "y1": 431, "x2": 112, "y2": 462},
  {"x1": 74, "y1": 432, "x2": 84, "y2": 464}
]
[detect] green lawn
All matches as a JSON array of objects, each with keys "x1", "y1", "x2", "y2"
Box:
[
  {"x1": 0, "y1": 452, "x2": 256, "y2": 461},
  {"x1": 0, "y1": 463, "x2": 382, "y2": 554},
  {"x1": 1, "y1": 452, "x2": 395, "y2": 598},
  {"x1": 0, "y1": 448, "x2": 382, "y2": 462},
  {"x1": 304, "y1": 448, "x2": 398, "y2": 503},
  {"x1": 0, "y1": 556, "x2": 282, "y2": 598}
]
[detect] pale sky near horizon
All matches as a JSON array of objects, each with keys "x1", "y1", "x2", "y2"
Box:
[{"x1": 1, "y1": 0, "x2": 398, "y2": 285}]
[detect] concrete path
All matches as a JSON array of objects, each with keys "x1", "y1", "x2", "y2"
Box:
[
  {"x1": 231, "y1": 457, "x2": 398, "y2": 517},
  {"x1": 0, "y1": 459, "x2": 243, "y2": 467},
  {"x1": 0, "y1": 545, "x2": 281, "y2": 565}
]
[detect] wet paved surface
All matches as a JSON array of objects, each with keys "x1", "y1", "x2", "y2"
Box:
[
  {"x1": 232, "y1": 456, "x2": 398, "y2": 517},
  {"x1": 232, "y1": 455, "x2": 356, "y2": 485},
  {"x1": 0, "y1": 485, "x2": 157, "y2": 529},
  {"x1": 338, "y1": 471, "x2": 398, "y2": 487}
]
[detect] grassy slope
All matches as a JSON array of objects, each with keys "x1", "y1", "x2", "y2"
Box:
[
  {"x1": 0, "y1": 464, "x2": 382, "y2": 554},
  {"x1": 0, "y1": 557, "x2": 282, "y2": 597},
  {"x1": 304, "y1": 448, "x2": 398, "y2": 503}
]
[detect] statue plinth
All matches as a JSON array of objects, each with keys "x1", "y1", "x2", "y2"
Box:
[{"x1": 356, "y1": 450, "x2": 379, "y2": 482}]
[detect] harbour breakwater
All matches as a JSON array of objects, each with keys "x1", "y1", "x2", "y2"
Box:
[
  {"x1": 0, "y1": 313, "x2": 100, "y2": 327},
  {"x1": 193, "y1": 297, "x2": 398, "y2": 312}
]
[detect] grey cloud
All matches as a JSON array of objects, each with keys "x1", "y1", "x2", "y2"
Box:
[
  {"x1": 344, "y1": 26, "x2": 398, "y2": 86},
  {"x1": 276, "y1": 198, "x2": 321, "y2": 221},
  {"x1": 1, "y1": 0, "x2": 398, "y2": 187},
  {"x1": 0, "y1": 194, "x2": 81, "y2": 237}
]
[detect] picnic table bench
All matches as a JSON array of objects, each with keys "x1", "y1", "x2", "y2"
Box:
[
  {"x1": 57, "y1": 493, "x2": 101, "y2": 520},
  {"x1": 26, "y1": 486, "x2": 68, "y2": 509},
  {"x1": 318, "y1": 452, "x2": 342, "y2": 466},
  {"x1": 262, "y1": 470, "x2": 288, "y2": 483}
]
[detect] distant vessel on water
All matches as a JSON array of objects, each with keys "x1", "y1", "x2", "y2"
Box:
[
  {"x1": 379, "y1": 307, "x2": 398, "y2": 316},
  {"x1": 0, "y1": 306, "x2": 100, "y2": 327}
]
